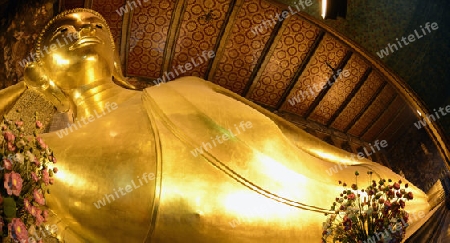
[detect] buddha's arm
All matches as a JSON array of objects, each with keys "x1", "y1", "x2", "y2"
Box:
[
  {"x1": 201, "y1": 79, "x2": 365, "y2": 165},
  {"x1": 0, "y1": 82, "x2": 27, "y2": 118}
]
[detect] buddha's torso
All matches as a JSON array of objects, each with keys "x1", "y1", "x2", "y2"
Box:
[{"x1": 38, "y1": 78, "x2": 430, "y2": 243}]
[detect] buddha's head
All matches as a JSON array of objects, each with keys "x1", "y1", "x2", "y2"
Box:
[
  {"x1": 25, "y1": 8, "x2": 134, "y2": 111},
  {"x1": 34, "y1": 8, "x2": 116, "y2": 89}
]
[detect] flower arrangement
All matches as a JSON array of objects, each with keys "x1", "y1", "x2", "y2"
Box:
[
  {"x1": 0, "y1": 112, "x2": 57, "y2": 243},
  {"x1": 322, "y1": 171, "x2": 414, "y2": 243}
]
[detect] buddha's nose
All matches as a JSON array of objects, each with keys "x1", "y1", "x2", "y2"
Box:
[{"x1": 80, "y1": 25, "x2": 96, "y2": 36}]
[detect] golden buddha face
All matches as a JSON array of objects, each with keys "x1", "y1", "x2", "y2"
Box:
[{"x1": 37, "y1": 10, "x2": 115, "y2": 90}]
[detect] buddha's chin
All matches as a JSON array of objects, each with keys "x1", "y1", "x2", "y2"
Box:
[
  {"x1": 45, "y1": 61, "x2": 113, "y2": 90},
  {"x1": 50, "y1": 52, "x2": 112, "y2": 71}
]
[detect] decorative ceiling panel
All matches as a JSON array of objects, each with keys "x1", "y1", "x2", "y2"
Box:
[
  {"x1": 331, "y1": 72, "x2": 385, "y2": 131},
  {"x1": 347, "y1": 84, "x2": 397, "y2": 137},
  {"x1": 92, "y1": 0, "x2": 126, "y2": 46},
  {"x1": 280, "y1": 33, "x2": 348, "y2": 116},
  {"x1": 126, "y1": 0, "x2": 175, "y2": 78},
  {"x1": 247, "y1": 16, "x2": 320, "y2": 107},
  {"x1": 308, "y1": 54, "x2": 370, "y2": 125},
  {"x1": 362, "y1": 96, "x2": 406, "y2": 141},
  {"x1": 170, "y1": 0, "x2": 231, "y2": 78},
  {"x1": 211, "y1": 0, "x2": 282, "y2": 94}
]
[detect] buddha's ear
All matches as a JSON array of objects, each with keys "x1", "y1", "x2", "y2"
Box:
[
  {"x1": 24, "y1": 62, "x2": 70, "y2": 113},
  {"x1": 112, "y1": 48, "x2": 137, "y2": 90}
]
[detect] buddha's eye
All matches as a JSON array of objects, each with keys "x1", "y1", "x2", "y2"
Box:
[
  {"x1": 50, "y1": 26, "x2": 75, "y2": 42},
  {"x1": 95, "y1": 24, "x2": 103, "y2": 29}
]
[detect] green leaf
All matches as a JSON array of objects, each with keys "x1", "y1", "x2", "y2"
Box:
[{"x1": 3, "y1": 197, "x2": 17, "y2": 220}]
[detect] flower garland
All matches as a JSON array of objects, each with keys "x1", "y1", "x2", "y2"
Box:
[
  {"x1": 1, "y1": 111, "x2": 57, "y2": 242},
  {"x1": 322, "y1": 171, "x2": 414, "y2": 243}
]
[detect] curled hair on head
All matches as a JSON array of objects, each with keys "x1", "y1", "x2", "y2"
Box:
[{"x1": 35, "y1": 8, "x2": 115, "y2": 65}]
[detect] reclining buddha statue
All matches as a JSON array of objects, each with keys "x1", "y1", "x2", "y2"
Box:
[{"x1": 0, "y1": 8, "x2": 431, "y2": 243}]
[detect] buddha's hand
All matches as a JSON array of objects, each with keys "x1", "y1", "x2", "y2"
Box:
[{"x1": 24, "y1": 62, "x2": 70, "y2": 112}]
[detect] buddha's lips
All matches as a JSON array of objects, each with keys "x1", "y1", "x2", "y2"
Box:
[{"x1": 69, "y1": 36, "x2": 103, "y2": 50}]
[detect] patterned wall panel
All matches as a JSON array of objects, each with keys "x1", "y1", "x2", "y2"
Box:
[
  {"x1": 170, "y1": 0, "x2": 231, "y2": 78},
  {"x1": 92, "y1": 0, "x2": 126, "y2": 47},
  {"x1": 347, "y1": 84, "x2": 397, "y2": 137},
  {"x1": 0, "y1": 2, "x2": 54, "y2": 88},
  {"x1": 126, "y1": 0, "x2": 175, "y2": 78},
  {"x1": 280, "y1": 33, "x2": 348, "y2": 116},
  {"x1": 362, "y1": 96, "x2": 406, "y2": 141},
  {"x1": 387, "y1": 125, "x2": 448, "y2": 192},
  {"x1": 211, "y1": 0, "x2": 282, "y2": 94},
  {"x1": 331, "y1": 72, "x2": 385, "y2": 131},
  {"x1": 378, "y1": 107, "x2": 415, "y2": 143},
  {"x1": 247, "y1": 16, "x2": 320, "y2": 107},
  {"x1": 63, "y1": 0, "x2": 84, "y2": 10},
  {"x1": 308, "y1": 54, "x2": 370, "y2": 125}
]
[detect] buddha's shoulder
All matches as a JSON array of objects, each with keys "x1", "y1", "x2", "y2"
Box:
[{"x1": 143, "y1": 76, "x2": 216, "y2": 91}]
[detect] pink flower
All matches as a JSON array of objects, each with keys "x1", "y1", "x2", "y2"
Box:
[
  {"x1": 399, "y1": 200, "x2": 405, "y2": 209},
  {"x1": 24, "y1": 198, "x2": 31, "y2": 212},
  {"x1": 33, "y1": 157, "x2": 41, "y2": 167},
  {"x1": 407, "y1": 192, "x2": 414, "y2": 200},
  {"x1": 4, "y1": 172, "x2": 23, "y2": 196},
  {"x1": 7, "y1": 142, "x2": 16, "y2": 152},
  {"x1": 30, "y1": 206, "x2": 37, "y2": 216},
  {"x1": 36, "y1": 137, "x2": 47, "y2": 149},
  {"x1": 42, "y1": 169, "x2": 50, "y2": 185},
  {"x1": 3, "y1": 131, "x2": 15, "y2": 142},
  {"x1": 33, "y1": 189, "x2": 45, "y2": 205},
  {"x1": 403, "y1": 212, "x2": 409, "y2": 223},
  {"x1": 31, "y1": 172, "x2": 39, "y2": 182},
  {"x1": 393, "y1": 182, "x2": 400, "y2": 190},
  {"x1": 34, "y1": 208, "x2": 44, "y2": 226},
  {"x1": 347, "y1": 193, "x2": 356, "y2": 200},
  {"x1": 43, "y1": 210, "x2": 49, "y2": 221},
  {"x1": 35, "y1": 213, "x2": 44, "y2": 226},
  {"x1": 15, "y1": 121, "x2": 24, "y2": 127},
  {"x1": 343, "y1": 215, "x2": 352, "y2": 231},
  {"x1": 9, "y1": 218, "x2": 28, "y2": 242},
  {"x1": 3, "y1": 158, "x2": 12, "y2": 170},
  {"x1": 36, "y1": 121, "x2": 43, "y2": 129},
  {"x1": 53, "y1": 167, "x2": 58, "y2": 173}
]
